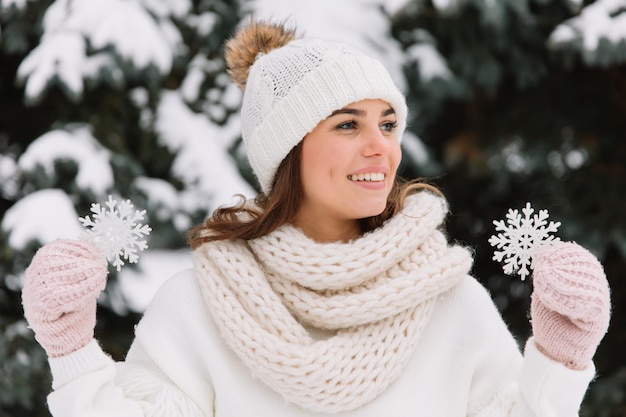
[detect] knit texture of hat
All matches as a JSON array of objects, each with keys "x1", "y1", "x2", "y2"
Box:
[{"x1": 226, "y1": 22, "x2": 407, "y2": 193}]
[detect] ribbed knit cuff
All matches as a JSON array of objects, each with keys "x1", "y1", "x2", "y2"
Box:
[
  {"x1": 49, "y1": 339, "x2": 114, "y2": 390},
  {"x1": 521, "y1": 337, "x2": 595, "y2": 416}
]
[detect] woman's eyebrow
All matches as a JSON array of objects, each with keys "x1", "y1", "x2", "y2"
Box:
[
  {"x1": 329, "y1": 107, "x2": 396, "y2": 117},
  {"x1": 330, "y1": 108, "x2": 364, "y2": 117}
]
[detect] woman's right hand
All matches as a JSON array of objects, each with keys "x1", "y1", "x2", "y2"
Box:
[{"x1": 22, "y1": 239, "x2": 108, "y2": 357}]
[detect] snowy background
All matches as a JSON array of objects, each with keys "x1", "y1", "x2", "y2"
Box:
[{"x1": 2, "y1": 1, "x2": 626, "y2": 415}]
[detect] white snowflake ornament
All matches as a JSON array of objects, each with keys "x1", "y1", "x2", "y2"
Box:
[
  {"x1": 488, "y1": 202, "x2": 561, "y2": 280},
  {"x1": 79, "y1": 195, "x2": 151, "y2": 271}
]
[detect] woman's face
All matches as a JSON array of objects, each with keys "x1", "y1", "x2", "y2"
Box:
[{"x1": 292, "y1": 99, "x2": 402, "y2": 242}]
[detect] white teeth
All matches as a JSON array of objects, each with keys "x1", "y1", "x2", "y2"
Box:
[{"x1": 349, "y1": 173, "x2": 385, "y2": 182}]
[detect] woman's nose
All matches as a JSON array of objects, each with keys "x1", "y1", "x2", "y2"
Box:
[{"x1": 362, "y1": 127, "x2": 391, "y2": 156}]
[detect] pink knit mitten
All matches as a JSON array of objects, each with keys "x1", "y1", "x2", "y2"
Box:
[
  {"x1": 531, "y1": 241, "x2": 610, "y2": 370},
  {"x1": 22, "y1": 239, "x2": 108, "y2": 357}
]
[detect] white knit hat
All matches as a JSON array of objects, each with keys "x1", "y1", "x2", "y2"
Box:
[{"x1": 235, "y1": 32, "x2": 407, "y2": 194}]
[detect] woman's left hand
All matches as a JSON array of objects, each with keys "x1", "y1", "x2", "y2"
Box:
[{"x1": 530, "y1": 241, "x2": 611, "y2": 370}]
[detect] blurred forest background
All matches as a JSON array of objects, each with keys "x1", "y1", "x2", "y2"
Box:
[{"x1": 1, "y1": 0, "x2": 625, "y2": 416}]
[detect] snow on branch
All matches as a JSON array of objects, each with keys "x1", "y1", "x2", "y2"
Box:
[
  {"x1": 16, "y1": 0, "x2": 178, "y2": 103},
  {"x1": 549, "y1": 0, "x2": 626, "y2": 66}
]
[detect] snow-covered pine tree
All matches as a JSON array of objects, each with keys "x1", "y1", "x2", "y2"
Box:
[
  {"x1": 0, "y1": 0, "x2": 252, "y2": 415},
  {"x1": 390, "y1": 1, "x2": 626, "y2": 415}
]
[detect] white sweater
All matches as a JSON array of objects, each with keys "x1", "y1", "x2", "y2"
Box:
[{"x1": 47, "y1": 269, "x2": 594, "y2": 417}]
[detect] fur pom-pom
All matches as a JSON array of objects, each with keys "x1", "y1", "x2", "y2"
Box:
[{"x1": 225, "y1": 20, "x2": 296, "y2": 90}]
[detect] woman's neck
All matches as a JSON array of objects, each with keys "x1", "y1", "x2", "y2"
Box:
[{"x1": 291, "y1": 215, "x2": 361, "y2": 243}]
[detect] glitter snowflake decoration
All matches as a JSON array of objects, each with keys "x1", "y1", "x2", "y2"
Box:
[
  {"x1": 79, "y1": 195, "x2": 151, "y2": 271},
  {"x1": 488, "y1": 202, "x2": 561, "y2": 280}
]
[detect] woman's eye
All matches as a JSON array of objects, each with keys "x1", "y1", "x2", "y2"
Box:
[
  {"x1": 337, "y1": 121, "x2": 356, "y2": 130},
  {"x1": 381, "y1": 121, "x2": 398, "y2": 132}
]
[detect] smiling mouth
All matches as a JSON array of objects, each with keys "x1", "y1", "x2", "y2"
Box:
[{"x1": 348, "y1": 173, "x2": 385, "y2": 182}]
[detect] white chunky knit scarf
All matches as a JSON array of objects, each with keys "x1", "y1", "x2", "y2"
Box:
[{"x1": 193, "y1": 191, "x2": 473, "y2": 413}]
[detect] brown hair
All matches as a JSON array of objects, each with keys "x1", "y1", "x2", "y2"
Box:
[{"x1": 187, "y1": 143, "x2": 442, "y2": 249}]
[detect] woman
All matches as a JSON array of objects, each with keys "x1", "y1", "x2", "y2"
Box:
[{"x1": 22, "y1": 21, "x2": 610, "y2": 417}]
